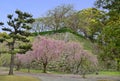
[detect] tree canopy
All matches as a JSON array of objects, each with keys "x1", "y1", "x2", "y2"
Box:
[
  {"x1": 95, "y1": 0, "x2": 120, "y2": 70},
  {"x1": 77, "y1": 8, "x2": 105, "y2": 41}
]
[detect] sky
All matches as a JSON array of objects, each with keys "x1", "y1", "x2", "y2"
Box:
[{"x1": 0, "y1": 0, "x2": 96, "y2": 28}]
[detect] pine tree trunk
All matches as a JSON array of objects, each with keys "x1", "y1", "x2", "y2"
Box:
[{"x1": 8, "y1": 54, "x2": 15, "y2": 75}]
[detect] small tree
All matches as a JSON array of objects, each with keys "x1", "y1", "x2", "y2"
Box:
[{"x1": 0, "y1": 10, "x2": 35, "y2": 75}]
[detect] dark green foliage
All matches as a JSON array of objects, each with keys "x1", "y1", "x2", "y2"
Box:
[
  {"x1": 95, "y1": 0, "x2": 120, "y2": 12},
  {"x1": 19, "y1": 44, "x2": 32, "y2": 51},
  {"x1": 0, "y1": 10, "x2": 35, "y2": 75},
  {"x1": 32, "y1": 27, "x2": 85, "y2": 38},
  {"x1": 2, "y1": 28, "x2": 12, "y2": 32},
  {"x1": 7, "y1": 14, "x2": 13, "y2": 19},
  {"x1": 0, "y1": 22, "x2": 4, "y2": 25},
  {"x1": 0, "y1": 38, "x2": 5, "y2": 43}
]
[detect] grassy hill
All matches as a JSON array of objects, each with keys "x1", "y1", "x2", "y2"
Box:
[
  {"x1": 33, "y1": 27, "x2": 93, "y2": 51},
  {"x1": 42, "y1": 32, "x2": 93, "y2": 51}
]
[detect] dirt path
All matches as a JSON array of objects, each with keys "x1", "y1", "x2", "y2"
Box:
[{"x1": 0, "y1": 68, "x2": 120, "y2": 81}]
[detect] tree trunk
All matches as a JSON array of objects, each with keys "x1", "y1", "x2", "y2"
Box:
[
  {"x1": 82, "y1": 70, "x2": 86, "y2": 78},
  {"x1": 43, "y1": 63, "x2": 47, "y2": 73},
  {"x1": 76, "y1": 63, "x2": 81, "y2": 74},
  {"x1": 9, "y1": 54, "x2": 15, "y2": 75},
  {"x1": 16, "y1": 64, "x2": 20, "y2": 71},
  {"x1": 16, "y1": 61, "x2": 21, "y2": 71},
  {"x1": 27, "y1": 64, "x2": 31, "y2": 73},
  {"x1": 117, "y1": 60, "x2": 120, "y2": 71},
  {"x1": 82, "y1": 73, "x2": 86, "y2": 78}
]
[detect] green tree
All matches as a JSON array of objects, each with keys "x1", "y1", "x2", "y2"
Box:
[
  {"x1": 0, "y1": 32, "x2": 8, "y2": 55},
  {"x1": 95, "y1": 0, "x2": 120, "y2": 12},
  {"x1": 95, "y1": 0, "x2": 120, "y2": 26},
  {"x1": 0, "y1": 10, "x2": 35, "y2": 75},
  {"x1": 98, "y1": 25, "x2": 120, "y2": 70},
  {"x1": 78, "y1": 8, "x2": 105, "y2": 42},
  {"x1": 95, "y1": 0, "x2": 120, "y2": 70}
]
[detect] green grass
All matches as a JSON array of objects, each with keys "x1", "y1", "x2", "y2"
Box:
[
  {"x1": 20, "y1": 68, "x2": 120, "y2": 76},
  {"x1": 20, "y1": 69, "x2": 43, "y2": 73},
  {"x1": 19, "y1": 68, "x2": 67, "y2": 74},
  {"x1": 0, "y1": 75, "x2": 40, "y2": 81},
  {"x1": 47, "y1": 70, "x2": 68, "y2": 74},
  {"x1": 98, "y1": 71, "x2": 120, "y2": 76},
  {"x1": 97, "y1": 79, "x2": 113, "y2": 81},
  {"x1": 10, "y1": 67, "x2": 120, "y2": 76}
]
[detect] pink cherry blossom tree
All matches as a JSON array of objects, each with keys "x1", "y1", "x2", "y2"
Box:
[
  {"x1": 57, "y1": 41, "x2": 98, "y2": 77},
  {"x1": 32, "y1": 36, "x2": 64, "y2": 73}
]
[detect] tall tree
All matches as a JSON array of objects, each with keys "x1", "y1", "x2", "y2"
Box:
[
  {"x1": 31, "y1": 18, "x2": 51, "y2": 34},
  {"x1": 0, "y1": 10, "x2": 35, "y2": 75},
  {"x1": 95, "y1": 0, "x2": 120, "y2": 70},
  {"x1": 95, "y1": 0, "x2": 120, "y2": 12},
  {"x1": 77, "y1": 8, "x2": 105, "y2": 42},
  {"x1": 95, "y1": 0, "x2": 120, "y2": 26},
  {"x1": 64, "y1": 12, "x2": 80, "y2": 32},
  {"x1": 41, "y1": 4, "x2": 75, "y2": 30},
  {"x1": 98, "y1": 25, "x2": 120, "y2": 70}
]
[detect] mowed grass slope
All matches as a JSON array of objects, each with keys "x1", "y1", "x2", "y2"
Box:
[
  {"x1": 43, "y1": 32, "x2": 93, "y2": 51},
  {"x1": 34, "y1": 27, "x2": 93, "y2": 51},
  {"x1": 0, "y1": 75, "x2": 40, "y2": 81}
]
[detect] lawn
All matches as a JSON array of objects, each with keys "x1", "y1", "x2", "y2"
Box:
[
  {"x1": 20, "y1": 68, "x2": 120, "y2": 75},
  {"x1": 98, "y1": 71, "x2": 120, "y2": 76},
  {"x1": 20, "y1": 68, "x2": 43, "y2": 73},
  {"x1": 19, "y1": 68, "x2": 68, "y2": 74},
  {"x1": 0, "y1": 75, "x2": 40, "y2": 81}
]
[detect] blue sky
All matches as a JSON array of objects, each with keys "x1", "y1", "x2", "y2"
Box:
[{"x1": 0, "y1": 0, "x2": 96, "y2": 27}]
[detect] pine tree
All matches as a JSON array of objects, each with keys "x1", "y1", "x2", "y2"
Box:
[{"x1": 0, "y1": 10, "x2": 35, "y2": 75}]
